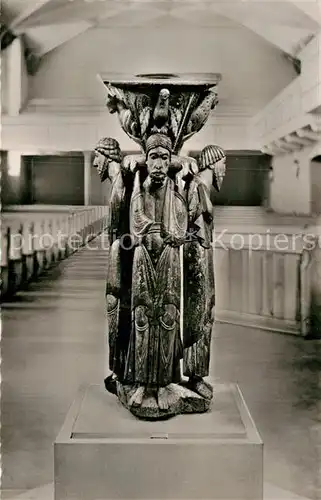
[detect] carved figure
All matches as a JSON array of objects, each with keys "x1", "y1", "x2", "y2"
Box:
[
  {"x1": 106, "y1": 85, "x2": 141, "y2": 146},
  {"x1": 184, "y1": 87, "x2": 218, "y2": 141},
  {"x1": 93, "y1": 75, "x2": 225, "y2": 419}
]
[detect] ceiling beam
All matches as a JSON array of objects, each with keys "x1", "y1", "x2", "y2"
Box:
[
  {"x1": 26, "y1": 22, "x2": 93, "y2": 56},
  {"x1": 270, "y1": 141, "x2": 292, "y2": 154},
  {"x1": 297, "y1": 127, "x2": 321, "y2": 140},
  {"x1": 284, "y1": 133, "x2": 313, "y2": 146},
  {"x1": 310, "y1": 122, "x2": 321, "y2": 133},
  {"x1": 208, "y1": 2, "x2": 315, "y2": 56},
  {"x1": 288, "y1": 0, "x2": 321, "y2": 27},
  {"x1": 32, "y1": 3, "x2": 131, "y2": 56},
  {"x1": 275, "y1": 139, "x2": 302, "y2": 151},
  {"x1": 263, "y1": 142, "x2": 291, "y2": 155},
  {"x1": 261, "y1": 146, "x2": 276, "y2": 155},
  {"x1": 5, "y1": 0, "x2": 319, "y2": 59},
  {"x1": 9, "y1": 0, "x2": 55, "y2": 30}
]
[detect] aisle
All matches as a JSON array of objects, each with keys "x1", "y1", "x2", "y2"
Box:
[
  {"x1": 1, "y1": 235, "x2": 318, "y2": 499},
  {"x1": 1, "y1": 236, "x2": 109, "y2": 492}
]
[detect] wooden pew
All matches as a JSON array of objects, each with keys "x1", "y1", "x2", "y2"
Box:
[
  {"x1": 1, "y1": 225, "x2": 9, "y2": 296},
  {"x1": 8, "y1": 220, "x2": 24, "y2": 295},
  {"x1": 1, "y1": 205, "x2": 109, "y2": 299},
  {"x1": 304, "y1": 217, "x2": 321, "y2": 338},
  {"x1": 213, "y1": 207, "x2": 316, "y2": 335},
  {"x1": 21, "y1": 220, "x2": 35, "y2": 281},
  {"x1": 4, "y1": 204, "x2": 315, "y2": 336}
]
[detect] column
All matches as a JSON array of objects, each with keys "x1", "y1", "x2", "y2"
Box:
[
  {"x1": 83, "y1": 151, "x2": 92, "y2": 206},
  {"x1": 7, "y1": 151, "x2": 22, "y2": 177},
  {"x1": 5, "y1": 151, "x2": 23, "y2": 204},
  {"x1": 7, "y1": 37, "x2": 28, "y2": 115}
]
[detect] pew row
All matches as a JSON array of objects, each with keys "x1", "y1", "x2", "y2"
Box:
[
  {"x1": 213, "y1": 214, "x2": 317, "y2": 336},
  {"x1": 1, "y1": 206, "x2": 109, "y2": 298},
  {"x1": 2, "y1": 205, "x2": 317, "y2": 336}
]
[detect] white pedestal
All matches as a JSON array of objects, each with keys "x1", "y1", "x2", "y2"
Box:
[{"x1": 54, "y1": 384, "x2": 263, "y2": 499}]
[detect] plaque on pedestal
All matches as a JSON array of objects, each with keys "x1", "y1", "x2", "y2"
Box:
[{"x1": 54, "y1": 383, "x2": 263, "y2": 499}]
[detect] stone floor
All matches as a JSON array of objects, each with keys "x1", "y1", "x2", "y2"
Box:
[
  {"x1": 0, "y1": 482, "x2": 313, "y2": 499},
  {"x1": 1, "y1": 236, "x2": 320, "y2": 499}
]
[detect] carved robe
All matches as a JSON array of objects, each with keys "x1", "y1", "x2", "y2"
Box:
[
  {"x1": 124, "y1": 172, "x2": 187, "y2": 386},
  {"x1": 105, "y1": 168, "x2": 134, "y2": 379},
  {"x1": 105, "y1": 167, "x2": 216, "y2": 387},
  {"x1": 183, "y1": 179, "x2": 215, "y2": 378}
]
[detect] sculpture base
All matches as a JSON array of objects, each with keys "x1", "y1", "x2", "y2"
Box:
[
  {"x1": 54, "y1": 383, "x2": 263, "y2": 499},
  {"x1": 117, "y1": 381, "x2": 212, "y2": 419}
]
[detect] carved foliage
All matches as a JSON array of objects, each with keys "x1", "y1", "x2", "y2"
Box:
[{"x1": 105, "y1": 84, "x2": 218, "y2": 153}]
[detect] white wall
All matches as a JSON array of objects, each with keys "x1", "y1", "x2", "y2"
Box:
[
  {"x1": 252, "y1": 32, "x2": 321, "y2": 147},
  {"x1": 1, "y1": 50, "x2": 8, "y2": 114},
  {"x1": 30, "y1": 23, "x2": 295, "y2": 113},
  {"x1": 1, "y1": 113, "x2": 258, "y2": 152},
  {"x1": 6, "y1": 37, "x2": 29, "y2": 115},
  {"x1": 21, "y1": 42, "x2": 29, "y2": 111},
  {"x1": 2, "y1": 20, "x2": 297, "y2": 154},
  {"x1": 298, "y1": 31, "x2": 321, "y2": 114},
  {"x1": 270, "y1": 144, "x2": 320, "y2": 215}
]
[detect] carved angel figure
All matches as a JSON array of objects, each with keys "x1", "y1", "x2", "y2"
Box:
[{"x1": 93, "y1": 133, "x2": 226, "y2": 419}]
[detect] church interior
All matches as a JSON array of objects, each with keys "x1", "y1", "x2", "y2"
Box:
[{"x1": 1, "y1": 0, "x2": 321, "y2": 498}]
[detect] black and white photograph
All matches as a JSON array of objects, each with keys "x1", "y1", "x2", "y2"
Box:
[{"x1": 1, "y1": 1, "x2": 321, "y2": 499}]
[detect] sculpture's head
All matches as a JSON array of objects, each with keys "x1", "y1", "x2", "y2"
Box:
[
  {"x1": 199, "y1": 144, "x2": 226, "y2": 192},
  {"x1": 145, "y1": 133, "x2": 172, "y2": 185},
  {"x1": 199, "y1": 144, "x2": 226, "y2": 170},
  {"x1": 159, "y1": 88, "x2": 170, "y2": 103},
  {"x1": 93, "y1": 137, "x2": 121, "y2": 181}
]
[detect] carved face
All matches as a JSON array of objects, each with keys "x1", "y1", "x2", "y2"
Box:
[
  {"x1": 93, "y1": 151, "x2": 107, "y2": 175},
  {"x1": 146, "y1": 146, "x2": 170, "y2": 185},
  {"x1": 214, "y1": 157, "x2": 226, "y2": 179},
  {"x1": 215, "y1": 157, "x2": 226, "y2": 169}
]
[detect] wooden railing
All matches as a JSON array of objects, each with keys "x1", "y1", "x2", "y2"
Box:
[
  {"x1": 2, "y1": 204, "x2": 318, "y2": 336},
  {"x1": 307, "y1": 216, "x2": 321, "y2": 338},
  {"x1": 213, "y1": 207, "x2": 315, "y2": 335},
  {"x1": 1, "y1": 205, "x2": 109, "y2": 298}
]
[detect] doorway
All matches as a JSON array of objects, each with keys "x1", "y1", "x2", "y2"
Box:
[{"x1": 30, "y1": 154, "x2": 84, "y2": 205}]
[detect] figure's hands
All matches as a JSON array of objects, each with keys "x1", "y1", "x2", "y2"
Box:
[
  {"x1": 163, "y1": 234, "x2": 183, "y2": 247},
  {"x1": 122, "y1": 154, "x2": 146, "y2": 174}
]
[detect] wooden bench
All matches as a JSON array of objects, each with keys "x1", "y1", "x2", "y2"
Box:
[
  {"x1": 213, "y1": 207, "x2": 316, "y2": 335},
  {"x1": 1, "y1": 205, "x2": 109, "y2": 298},
  {"x1": 2, "y1": 204, "x2": 317, "y2": 336}
]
